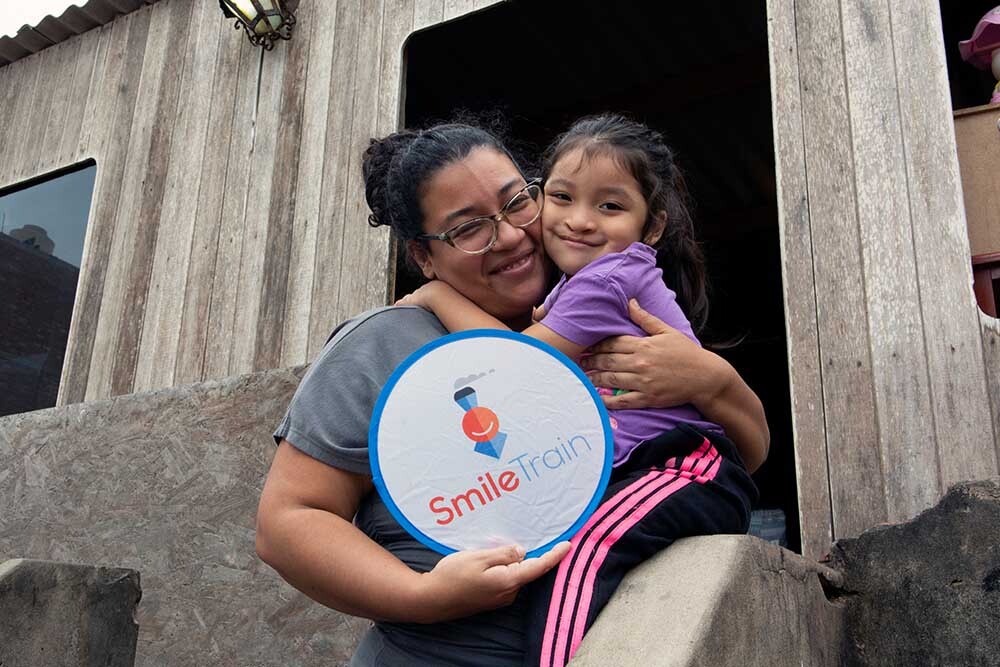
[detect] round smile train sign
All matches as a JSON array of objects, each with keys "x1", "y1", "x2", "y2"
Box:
[{"x1": 369, "y1": 330, "x2": 613, "y2": 557}]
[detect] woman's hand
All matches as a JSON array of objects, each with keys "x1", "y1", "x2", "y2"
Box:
[
  {"x1": 412, "y1": 542, "x2": 571, "y2": 622},
  {"x1": 581, "y1": 299, "x2": 726, "y2": 410},
  {"x1": 581, "y1": 299, "x2": 770, "y2": 472}
]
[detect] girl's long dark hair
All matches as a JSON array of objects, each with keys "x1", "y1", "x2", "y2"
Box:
[{"x1": 542, "y1": 114, "x2": 710, "y2": 334}]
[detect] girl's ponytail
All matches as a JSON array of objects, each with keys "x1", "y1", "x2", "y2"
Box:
[{"x1": 660, "y1": 163, "x2": 709, "y2": 334}]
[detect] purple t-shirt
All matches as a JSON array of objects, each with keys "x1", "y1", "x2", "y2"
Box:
[{"x1": 540, "y1": 242, "x2": 723, "y2": 465}]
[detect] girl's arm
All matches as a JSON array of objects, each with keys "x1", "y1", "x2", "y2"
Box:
[
  {"x1": 256, "y1": 441, "x2": 569, "y2": 622},
  {"x1": 580, "y1": 300, "x2": 770, "y2": 472},
  {"x1": 399, "y1": 281, "x2": 587, "y2": 361}
]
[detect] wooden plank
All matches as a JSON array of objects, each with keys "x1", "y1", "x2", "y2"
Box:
[
  {"x1": 133, "y1": 0, "x2": 223, "y2": 392},
  {"x1": 226, "y1": 41, "x2": 285, "y2": 376},
  {"x1": 473, "y1": 0, "x2": 499, "y2": 9},
  {"x1": 251, "y1": 0, "x2": 312, "y2": 372},
  {"x1": 173, "y1": 14, "x2": 244, "y2": 385},
  {"x1": 279, "y1": 0, "x2": 339, "y2": 368},
  {"x1": 443, "y1": 0, "x2": 474, "y2": 21},
  {"x1": 413, "y1": 0, "x2": 445, "y2": 31},
  {"x1": 200, "y1": 38, "x2": 258, "y2": 381},
  {"x1": 75, "y1": 23, "x2": 115, "y2": 159},
  {"x1": 334, "y1": 0, "x2": 388, "y2": 320},
  {"x1": 9, "y1": 43, "x2": 64, "y2": 183},
  {"x1": 109, "y1": 0, "x2": 197, "y2": 397},
  {"x1": 62, "y1": 9, "x2": 150, "y2": 405},
  {"x1": 3, "y1": 51, "x2": 43, "y2": 186},
  {"x1": 981, "y1": 316, "x2": 1000, "y2": 466},
  {"x1": 795, "y1": 0, "x2": 886, "y2": 540},
  {"x1": 840, "y1": 0, "x2": 939, "y2": 522},
  {"x1": 764, "y1": 0, "x2": 832, "y2": 559},
  {"x1": 372, "y1": 0, "x2": 412, "y2": 306},
  {"x1": 38, "y1": 36, "x2": 84, "y2": 175},
  {"x1": 55, "y1": 25, "x2": 103, "y2": 167},
  {"x1": 84, "y1": 1, "x2": 181, "y2": 399},
  {"x1": 887, "y1": 0, "x2": 999, "y2": 486},
  {"x1": 0, "y1": 59, "x2": 29, "y2": 185},
  {"x1": 984, "y1": 315, "x2": 1000, "y2": 438},
  {"x1": 306, "y1": 0, "x2": 363, "y2": 358}
]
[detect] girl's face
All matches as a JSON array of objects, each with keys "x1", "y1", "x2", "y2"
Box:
[
  {"x1": 542, "y1": 148, "x2": 664, "y2": 276},
  {"x1": 410, "y1": 147, "x2": 547, "y2": 329}
]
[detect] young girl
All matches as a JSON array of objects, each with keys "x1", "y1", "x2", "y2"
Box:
[{"x1": 400, "y1": 114, "x2": 756, "y2": 667}]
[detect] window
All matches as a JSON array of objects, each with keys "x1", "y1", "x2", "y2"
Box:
[{"x1": 0, "y1": 161, "x2": 96, "y2": 416}]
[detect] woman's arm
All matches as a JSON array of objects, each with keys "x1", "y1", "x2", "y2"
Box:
[
  {"x1": 398, "y1": 281, "x2": 587, "y2": 361},
  {"x1": 256, "y1": 441, "x2": 569, "y2": 622},
  {"x1": 580, "y1": 300, "x2": 770, "y2": 472}
]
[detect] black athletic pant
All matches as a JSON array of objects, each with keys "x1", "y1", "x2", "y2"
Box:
[{"x1": 523, "y1": 424, "x2": 758, "y2": 667}]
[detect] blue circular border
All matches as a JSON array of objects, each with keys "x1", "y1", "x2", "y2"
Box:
[{"x1": 368, "y1": 329, "x2": 614, "y2": 558}]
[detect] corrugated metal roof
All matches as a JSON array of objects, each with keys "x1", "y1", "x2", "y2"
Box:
[{"x1": 0, "y1": 0, "x2": 163, "y2": 67}]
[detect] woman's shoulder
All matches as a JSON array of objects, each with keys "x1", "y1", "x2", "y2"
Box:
[{"x1": 319, "y1": 306, "x2": 447, "y2": 361}]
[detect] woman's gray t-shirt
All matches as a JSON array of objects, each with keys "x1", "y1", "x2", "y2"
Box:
[{"x1": 273, "y1": 306, "x2": 527, "y2": 666}]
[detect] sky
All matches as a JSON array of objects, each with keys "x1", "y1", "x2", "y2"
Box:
[{"x1": 0, "y1": 2, "x2": 82, "y2": 40}]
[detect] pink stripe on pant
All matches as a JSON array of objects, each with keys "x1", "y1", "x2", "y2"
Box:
[{"x1": 539, "y1": 438, "x2": 721, "y2": 667}]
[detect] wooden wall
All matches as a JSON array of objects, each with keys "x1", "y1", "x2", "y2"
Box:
[
  {"x1": 2, "y1": 0, "x2": 998, "y2": 560},
  {"x1": 767, "y1": 0, "x2": 1000, "y2": 558},
  {"x1": 0, "y1": 0, "x2": 498, "y2": 405}
]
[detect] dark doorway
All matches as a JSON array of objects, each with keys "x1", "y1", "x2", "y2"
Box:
[{"x1": 401, "y1": 0, "x2": 798, "y2": 551}]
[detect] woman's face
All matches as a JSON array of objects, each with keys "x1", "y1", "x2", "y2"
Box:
[{"x1": 411, "y1": 148, "x2": 547, "y2": 329}]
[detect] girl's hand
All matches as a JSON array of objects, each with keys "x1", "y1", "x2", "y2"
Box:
[
  {"x1": 581, "y1": 299, "x2": 727, "y2": 410},
  {"x1": 412, "y1": 542, "x2": 571, "y2": 622},
  {"x1": 395, "y1": 281, "x2": 447, "y2": 309}
]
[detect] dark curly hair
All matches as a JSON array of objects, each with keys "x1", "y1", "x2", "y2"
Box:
[
  {"x1": 362, "y1": 123, "x2": 518, "y2": 243},
  {"x1": 542, "y1": 114, "x2": 710, "y2": 333}
]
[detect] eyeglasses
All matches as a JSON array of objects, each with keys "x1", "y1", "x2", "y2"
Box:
[{"x1": 417, "y1": 180, "x2": 543, "y2": 255}]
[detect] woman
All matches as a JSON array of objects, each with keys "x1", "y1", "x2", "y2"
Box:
[{"x1": 255, "y1": 123, "x2": 769, "y2": 665}]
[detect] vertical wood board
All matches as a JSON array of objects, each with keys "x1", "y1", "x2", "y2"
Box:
[
  {"x1": 765, "y1": 0, "x2": 833, "y2": 559},
  {"x1": 887, "y1": 0, "x2": 998, "y2": 484},
  {"x1": 840, "y1": 0, "x2": 939, "y2": 521},
  {"x1": 794, "y1": 0, "x2": 887, "y2": 539}
]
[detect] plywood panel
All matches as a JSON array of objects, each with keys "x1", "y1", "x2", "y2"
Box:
[
  {"x1": 173, "y1": 15, "x2": 245, "y2": 385},
  {"x1": 280, "y1": 0, "x2": 339, "y2": 367},
  {"x1": 133, "y1": 0, "x2": 222, "y2": 392},
  {"x1": 307, "y1": 0, "x2": 363, "y2": 356},
  {"x1": 63, "y1": 9, "x2": 150, "y2": 404},
  {"x1": 794, "y1": 0, "x2": 886, "y2": 539},
  {"x1": 840, "y1": 0, "x2": 939, "y2": 522},
  {"x1": 887, "y1": 0, "x2": 998, "y2": 485},
  {"x1": 765, "y1": 0, "x2": 831, "y2": 560}
]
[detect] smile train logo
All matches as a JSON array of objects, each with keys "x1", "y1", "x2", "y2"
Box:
[{"x1": 454, "y1": 386, "x2": 507, "y2": 459}]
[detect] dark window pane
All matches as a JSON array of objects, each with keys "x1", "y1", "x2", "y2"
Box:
[{"x1": 0, "y1": 162, "x2": 96, "y2": 416}]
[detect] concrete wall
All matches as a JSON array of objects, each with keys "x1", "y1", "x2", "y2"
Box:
[
  {"x1": 0, "y1": 559, "x2": 140, "y2": 667},
  {"x1": 0, "y1": 367, "x2": 368, "y2": 666},
  {"x1": 573, "y1": 536, "x2": 846, "y2": 667}
]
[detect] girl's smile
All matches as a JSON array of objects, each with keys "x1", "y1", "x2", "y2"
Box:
[{"x1": 542, "y1": 148, "x2": 662, "y2": 276}]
